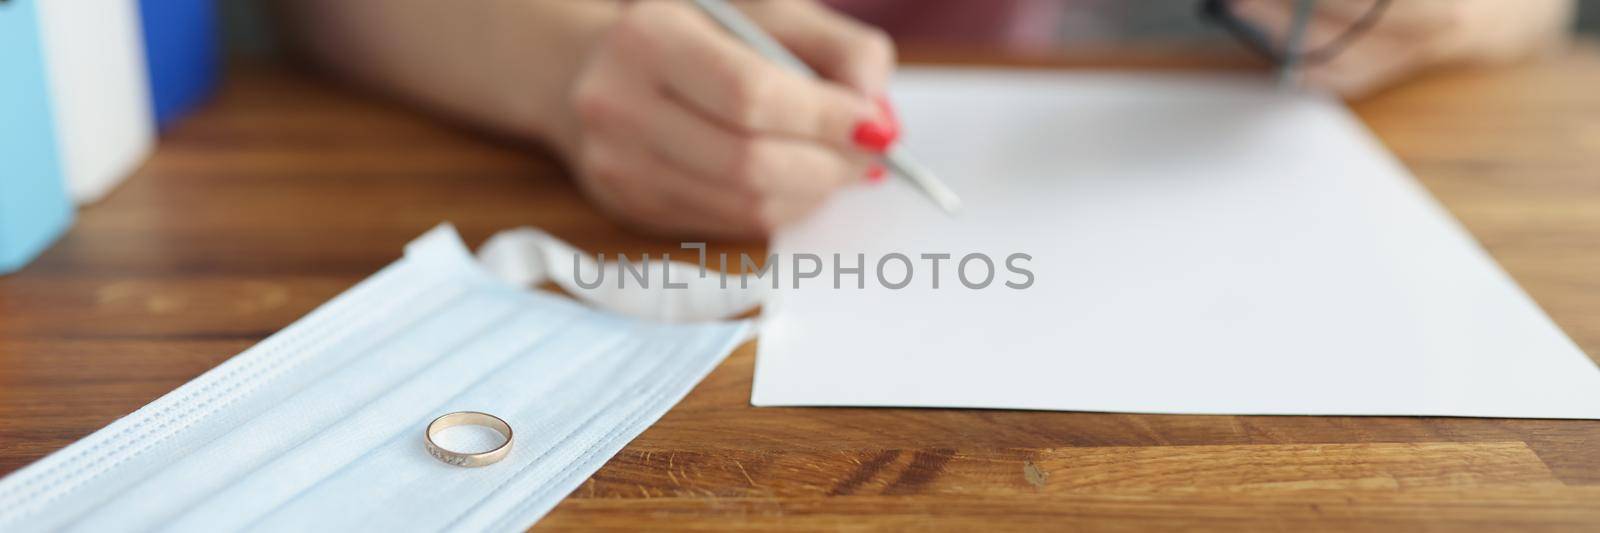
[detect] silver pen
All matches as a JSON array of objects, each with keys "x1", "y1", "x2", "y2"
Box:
[{"x1": 688, "y1": 0, "x2": 963, "y2": 214}]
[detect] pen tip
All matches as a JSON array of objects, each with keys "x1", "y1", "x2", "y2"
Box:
[
  {"x1": 884, "y1": 148, "x2": 963, "y2": 216},
  {"x1": 940, "y1": 198, "x2": 963, "y2": 216}
]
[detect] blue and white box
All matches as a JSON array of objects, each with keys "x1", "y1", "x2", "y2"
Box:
[
  {"x1": 36, "y1": 0, "x2": 157, "y2": 204},
  {"x1": 1, "y1": 0, "x2": 74, "y2": 274}
]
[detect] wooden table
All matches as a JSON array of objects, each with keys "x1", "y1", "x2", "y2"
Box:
[{"x1": 3, "y1": 44, "x2": 1600, "y2": 531}]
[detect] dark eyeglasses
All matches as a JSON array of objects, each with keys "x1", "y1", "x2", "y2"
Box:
[{"x1": 1201, "y1": 0, "x2": 1392, "y2": 67}]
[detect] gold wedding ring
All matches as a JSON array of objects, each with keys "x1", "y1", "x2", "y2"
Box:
[{"x1": 424, "y1": 411, "x2": 513, "y2": 467}]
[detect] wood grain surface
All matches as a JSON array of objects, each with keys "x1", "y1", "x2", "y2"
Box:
[{"x1": 3, "y1": 44, "x2": 1599, "y2": 531}]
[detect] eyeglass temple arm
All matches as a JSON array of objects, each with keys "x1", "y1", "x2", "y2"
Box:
[
  {"x1": 1201, "y1": 0, "x2": 1288, "y2": 65},
  {"x1": 1200, "y1": 0, "x2": 1393, "y2": 67}
]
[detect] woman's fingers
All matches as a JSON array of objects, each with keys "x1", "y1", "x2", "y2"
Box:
[
  {"x1": 1302, "y1": 34, "x2": 1434, "y2": 98},
  {"x1": 612, "y1": 0, "x2": 893, "y2": 152},
  {"x1": 740, "y1": 0, "x2": 897, "y2": 96},
  {"x1": 574, "y1": 32, "x2": 875, "y2": 235},
  {"x1": 578, "y1": 130, "x2": 863, "y2": 237},
  {"x1": 574, "y1": 51, "x2": 741, "y2": 185},
  {"x1": 575, "y1": 52, "x2": 873, "y2": 196},
  {"x1": 577, "y1": 137, "x2": 767, "y2": 238},
  {"x1": 569, "y1": 0, "x2": 898, "y2": 237}
]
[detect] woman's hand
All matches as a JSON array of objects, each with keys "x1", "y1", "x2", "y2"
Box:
[
  {"x1": 1231, "y1": 0, "x2": 1574, "y2": 97},
  {"x1": 570, "y1": 0, "x2": 897, "y2": 238}
]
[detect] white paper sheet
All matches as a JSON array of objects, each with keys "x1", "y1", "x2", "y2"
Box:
[{"x1": 754, "y1": 68, "x2": 1600, "y2": 419}]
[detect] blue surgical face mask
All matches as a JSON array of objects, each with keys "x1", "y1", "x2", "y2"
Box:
[{"x1": 0, "y1": 224, "x2": 752, "y2": 532}]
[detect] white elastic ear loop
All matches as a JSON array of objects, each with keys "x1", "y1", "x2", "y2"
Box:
[{"x1": 475, "y1": 228, "x2": 767, "y2": 322}]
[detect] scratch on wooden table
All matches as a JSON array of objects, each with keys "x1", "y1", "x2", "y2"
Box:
[
  {"x1": 734, "y1": 459, "x2": 759, "y2": 488},
  {"x1": 827, "y1": 449, "x2": 900, "y2": 496},
  {"x1": 884, "y1": 449, "x2": 955, "y2": 495},
  {"x1": 1024, "y1": 460, "x2": 1049, "y2": 489}
]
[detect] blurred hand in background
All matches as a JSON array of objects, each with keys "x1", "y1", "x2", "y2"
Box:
[{"x1": 1229, "y1": 0, "x2": 1575, "y2": 97}]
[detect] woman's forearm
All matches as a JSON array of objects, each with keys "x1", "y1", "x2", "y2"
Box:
[{"x1": 275, "y1": 0, "x2": 622, "y2": 157}]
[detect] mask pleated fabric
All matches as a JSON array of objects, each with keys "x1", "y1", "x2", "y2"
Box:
[{"x1": 0, "y1": 224, "x2": 753, "y2": 532}]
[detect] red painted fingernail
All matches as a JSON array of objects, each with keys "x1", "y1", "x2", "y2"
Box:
[
  {"x1": 867, "y1": 164, "x2": 887, "y2": 183},
  {"x1": 852, "y1": 119, "x2": 897, "y2": 153},
  {"x1": 875, "y1": 95, "x2": 899, "y2": 126}
]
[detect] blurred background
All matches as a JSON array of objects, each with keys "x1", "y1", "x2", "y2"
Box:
[
  {"x1": 217, "y1": 0, "x2": 1600, "y2": 57},
  {"x1": 5, "y1": 0, "x2": 1600, "y2": 274}
]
